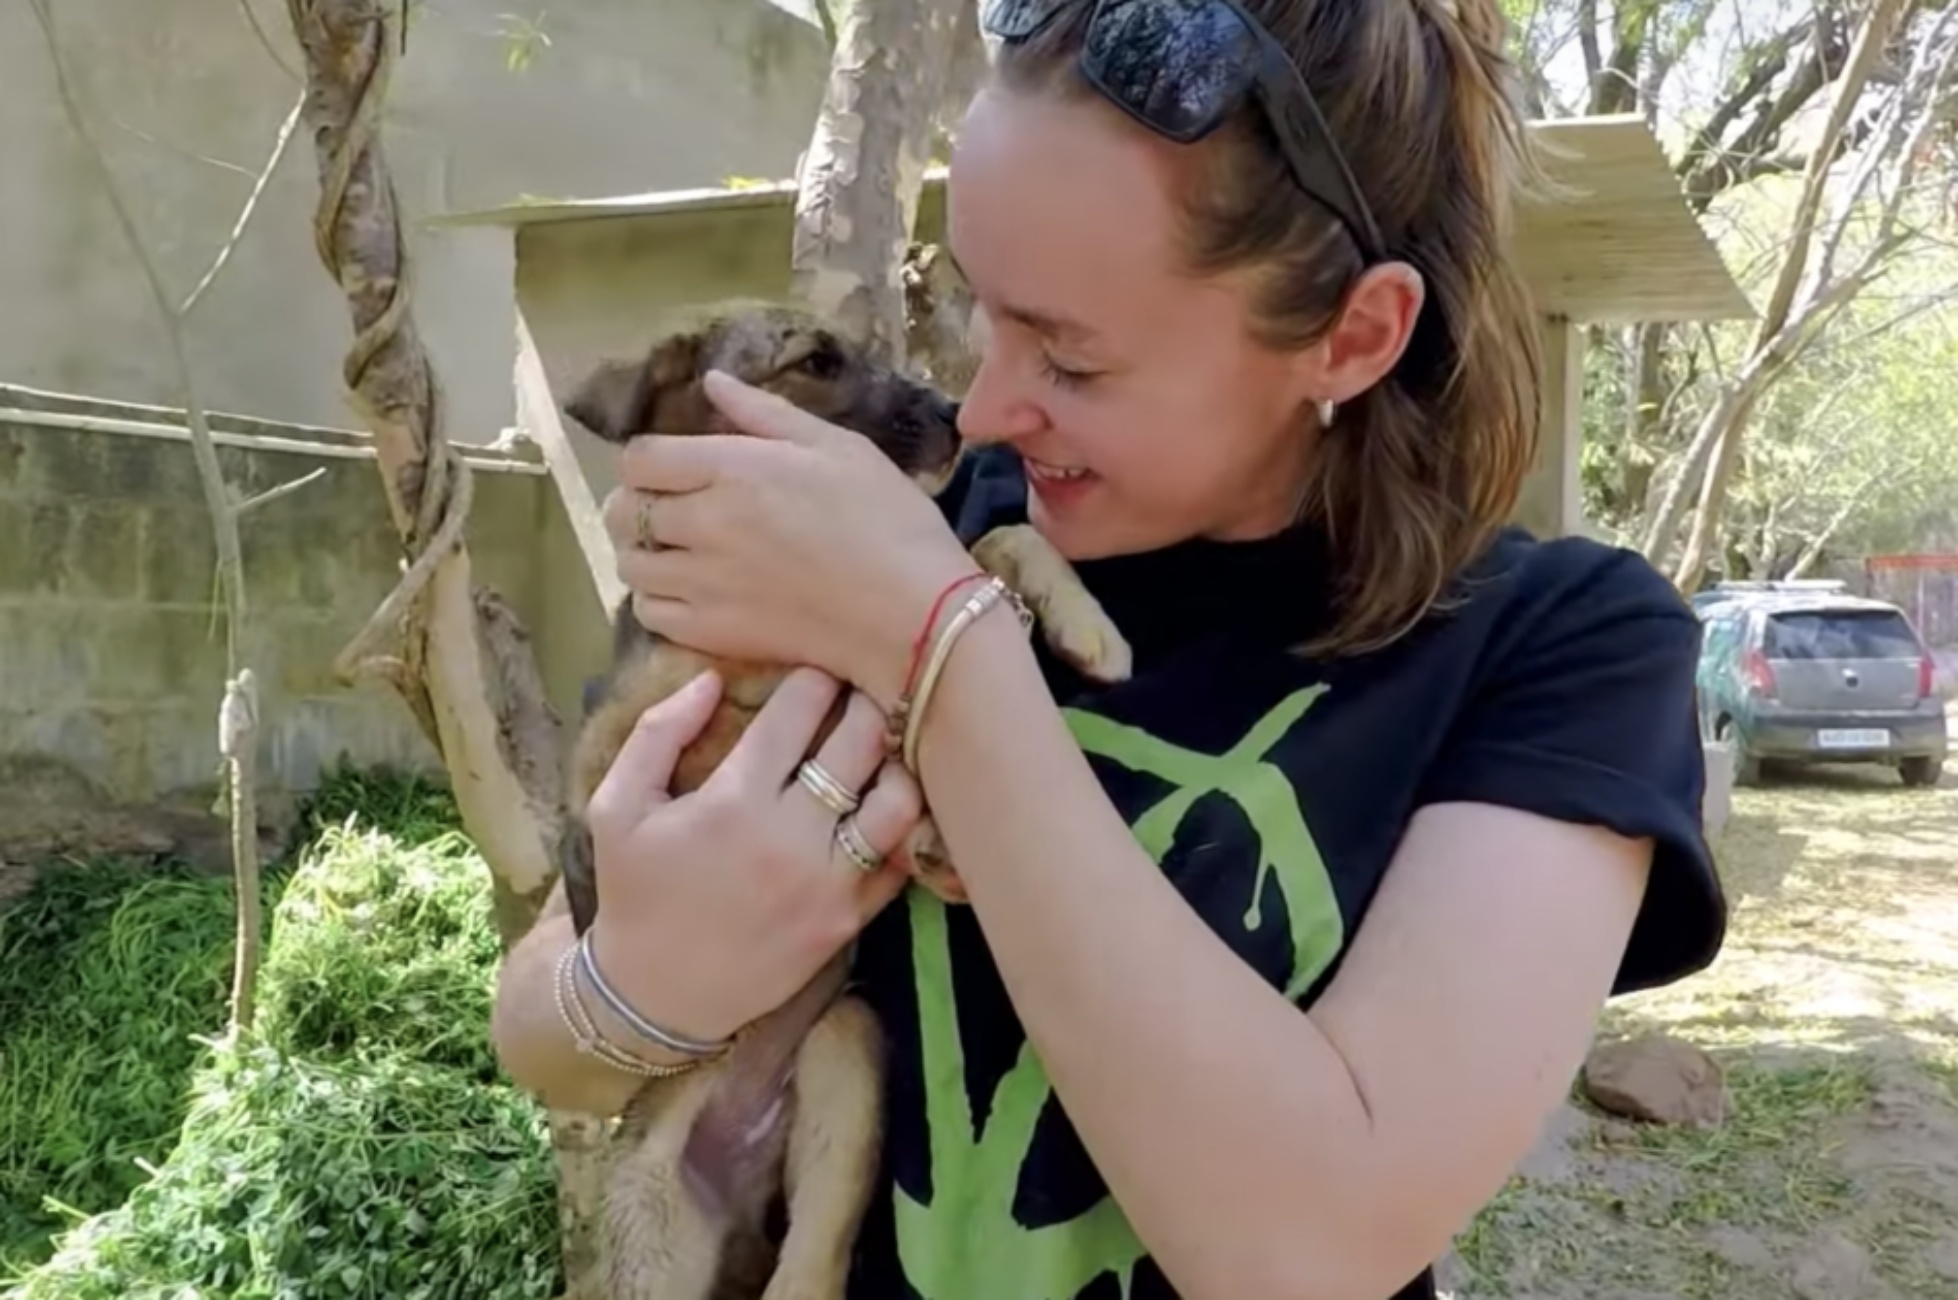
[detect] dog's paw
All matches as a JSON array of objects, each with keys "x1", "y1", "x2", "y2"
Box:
[
  {"x1": 970, "y1": 524, "x2": 1133, "y2": 685},
  {"x1": 902, "y1": 819, "x2": 970, "y2": 906},
  {"x1": 1040, "y1": 590, "x2": 1134, "y2": 685}
]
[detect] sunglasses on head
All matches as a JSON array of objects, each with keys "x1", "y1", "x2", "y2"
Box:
[{"x1": 980, "y1": 0, "x2": 1385, "y2": 263}]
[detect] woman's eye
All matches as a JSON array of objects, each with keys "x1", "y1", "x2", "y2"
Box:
[{"x1": 1040, "y1": 355, "x2": 1098, "y2": 390}]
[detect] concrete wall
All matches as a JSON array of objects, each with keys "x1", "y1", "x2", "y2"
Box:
[
  {"x1": 0, "y1": 387, "x2": 618, "y2": 861},
  {"x1": 0, "y1": 0, "x2": 829, "y2": 439}
]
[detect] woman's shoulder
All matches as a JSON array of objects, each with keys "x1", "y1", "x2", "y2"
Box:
[
  {"x1": 1416, "y1": 526, "x2": 1724, "y2": 996},
  {"x1": 1459, "y1": 526, "x2": 1698, "y2": 634},
  {"x1": 1429, "y1": 525, "x2": 1704, "y2": 697}
]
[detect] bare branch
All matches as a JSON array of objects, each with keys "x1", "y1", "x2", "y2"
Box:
[
  {"x1": 110, "y1": 120, "x2": 262, "y2": 179},
  {"x1": 181, "y1": 92, "x2": 306, "y2": 317},
  {"x1": 28, "y1": 0, "x2": 246, "y2": 661},
  {"x1": 240, "y1": 0, "x2": 305, "y2": 80},
  {"x1": 27, "y1": 0, "x2": 311, "y2": 1033},
  {"x1": 237, "y1": 467, "x2": 330, "y2": 516}
]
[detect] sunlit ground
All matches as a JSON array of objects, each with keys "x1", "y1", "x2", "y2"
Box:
[{"x1": 1448, "y1": 710, "x2": 1958, "y2": 1299}]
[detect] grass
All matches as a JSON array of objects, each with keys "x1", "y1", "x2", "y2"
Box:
[
  {"x1": 1450, "y1": 757, "x2": 1958, "y2": 1299},
  {"x1": 0, "y1": 765, "x2": 561, "y2": 1300},
  {"x1": 0, "y1": 860, "x2": 247, "y2": 1272}
]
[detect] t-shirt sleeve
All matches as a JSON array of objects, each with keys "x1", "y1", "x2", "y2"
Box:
[{"x1": 1415, "y1": 541, "x2": 1727, "y2": 995}]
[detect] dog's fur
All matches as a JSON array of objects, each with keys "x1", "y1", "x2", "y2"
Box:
[{"x1": 557, "y1": 301, "x2": 1133, "y2": 1300}]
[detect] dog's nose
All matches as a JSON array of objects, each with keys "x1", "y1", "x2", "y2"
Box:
[{"x1": 931, "y1": 394, "x2": 961, "y2": 427}]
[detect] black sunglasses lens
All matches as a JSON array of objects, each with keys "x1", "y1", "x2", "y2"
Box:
[
  {"x1": 1083, "y1": 0, "x2": 1259, "y2": 141},
  {"x1": 981, "y1": 0, "x2": 1073, "y2": 40}
]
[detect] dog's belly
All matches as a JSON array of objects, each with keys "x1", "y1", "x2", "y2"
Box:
[{"x1": 682, "y1": 1074, "x2": 795, "y2": 1234}]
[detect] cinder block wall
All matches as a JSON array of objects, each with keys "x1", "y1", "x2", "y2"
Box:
[{"x1": 0, "y1": 387, "x2": 608, "y2": 858}]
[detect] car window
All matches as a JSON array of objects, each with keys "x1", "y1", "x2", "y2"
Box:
[
  {"x1": 1763, "y1": 609, "x2": 1921, "y2": 660},
  {"x1": 1703, "y1": 612, "x2": 1741, "y2": 659}
]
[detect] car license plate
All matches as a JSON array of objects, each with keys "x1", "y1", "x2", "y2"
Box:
[{"x1": 1816, "y1": 728, "x2": 1889, "y2": 749}]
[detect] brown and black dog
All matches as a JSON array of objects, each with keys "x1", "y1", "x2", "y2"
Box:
[{"x1": 556, "y1": 300, "x2": 1133, "y2": 1300}]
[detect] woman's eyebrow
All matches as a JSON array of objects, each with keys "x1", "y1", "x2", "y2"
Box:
[{"x1": 944, "y1": 248, "x2": 1099, "y2": 346}]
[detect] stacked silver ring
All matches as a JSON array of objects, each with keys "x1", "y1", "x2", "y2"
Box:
[
  {"x1": 795, "y1": 759, "x2": 882, "y2": 873},
  {"x1": 835, "y1": 817, "x2": 882, "y2": 873},
  {"x1": 795, "y1": 758, "x2": 860, "y2": 816}
]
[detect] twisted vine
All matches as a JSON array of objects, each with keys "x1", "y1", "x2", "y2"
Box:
[{"x1": 284, "y1": 0, "x2": 473, "y2": 747}]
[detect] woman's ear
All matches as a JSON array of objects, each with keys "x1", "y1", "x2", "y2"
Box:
[{"x1": 1310, "y1": 262, "x2": 1426, "y2": 405}]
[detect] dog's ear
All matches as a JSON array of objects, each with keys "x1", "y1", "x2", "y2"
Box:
[{"x1": 562, "y1": 332, "x2": 702, "y2": 443}]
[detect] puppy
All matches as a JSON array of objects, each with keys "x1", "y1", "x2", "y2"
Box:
[{"x1": 557, "y1": 300, "x2": 1133, "y2": 1300}]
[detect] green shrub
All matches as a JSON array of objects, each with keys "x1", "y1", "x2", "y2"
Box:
[
  {"x1": 4, "y1": 767, "x2": 561, "y2": 1299},
  {"x1": 0, "y1": 859, "x2": 244, "y2": 1273},
  {"x1": 16, "y1": 1045, "x2": 557, "y2": 1300}
]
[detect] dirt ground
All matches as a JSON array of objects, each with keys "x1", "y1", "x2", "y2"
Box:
[{"x1": 1441, "y1": 732, "x2": 1958, "y2": 1299}]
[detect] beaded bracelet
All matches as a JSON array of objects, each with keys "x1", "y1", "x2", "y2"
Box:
[{"x1": 552, "y1": 944, "x2": 703, "y2": 1081}]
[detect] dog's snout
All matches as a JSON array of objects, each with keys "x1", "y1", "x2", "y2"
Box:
[{"x1": 930, "y1": 393, "x2": 960, "y2": 429}]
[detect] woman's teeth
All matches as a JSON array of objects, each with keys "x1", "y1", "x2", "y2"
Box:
[{"x1": 1027, "y1": 460, "x2": 1089, "y2": 481}]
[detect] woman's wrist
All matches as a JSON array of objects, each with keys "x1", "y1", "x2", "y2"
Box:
[
  {"x1": 907, "y1": 581, "x2": 1047, "y2": 777},
  {"x1": 857, "y1": 547, "x2": 994, "y2": 716},
  {"x1": 586, "y1": 911, "x2": 745, "y2": 1054}
]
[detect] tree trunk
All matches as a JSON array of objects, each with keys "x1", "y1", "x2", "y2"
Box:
[
  {"x1": 791, "y1": 0, "x2": 972, "y2": 364},
  {"x1": 277, "y1": 2, "x2": 604, "y2": 1290}
]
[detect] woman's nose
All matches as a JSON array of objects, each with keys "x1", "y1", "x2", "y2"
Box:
[{"x1": 955, "y1": 360, "x2": 1041, "y2": 447}]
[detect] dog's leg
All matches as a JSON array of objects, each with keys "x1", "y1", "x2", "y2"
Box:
[
  {"x1": 971, "y1": 524, "x2": 1134, "y2": 683},
  {"x1": 759, "y1": 996, "x2": 887, "y2": 1300},
  {"x1": 899, "y1": 817, "x2": 968, "y2": 906},
  {"x1": 601, "y1": 1072, "x2": 733, "y2": 1300}
]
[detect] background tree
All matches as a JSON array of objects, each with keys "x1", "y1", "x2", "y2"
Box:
[
  {"x1": 1508, "y1": 0, "x2": 1958, "y2": 587},
  {"x1": 28, "y1": 0, "x2": 321, "y2": 1035}
]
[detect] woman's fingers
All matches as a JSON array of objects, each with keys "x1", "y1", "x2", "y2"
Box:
[
  {"x1": 605, "y1": 485, "x2": 723, "y2": 555},
  {"x1": 702, "y1": 371, "x2": 839, "y2": 447},
  {"x1": 782, "y1": 690, "x2": 891, "y2": 830},
  {"x1": 586, "y1": 669, "x2": 724, "y2": 833},
  {"x1": 836, "y1": 760, "x2": 924, "y2": 919},
  {"x1": 619, "y1": 431, "x2": 754, "y2": 495},
  {"x1": 714, "y1": 668, "x2": 844, "y2": 792},
  {"x1": 618, "y1": 540, "x2": 699, "y2": 608}
]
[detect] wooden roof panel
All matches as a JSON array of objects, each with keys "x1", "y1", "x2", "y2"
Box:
[{"x1": 432, "y1": 114, "x2": 1753, "y2": 324}]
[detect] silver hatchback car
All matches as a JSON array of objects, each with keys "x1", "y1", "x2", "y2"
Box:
[{"x1": 1695, "y1": 587, "x2": 1948, "y2": 787}]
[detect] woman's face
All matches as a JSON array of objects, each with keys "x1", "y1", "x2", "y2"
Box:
[{"x1": 946, "y1": 86, "x2": 1325, "y2": 560}]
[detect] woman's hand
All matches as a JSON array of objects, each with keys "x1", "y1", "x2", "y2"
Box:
[
  {"x1": 603, "y1": 370, "x2": 980, "y2": 711},
  {"x1": 583, "y1": 664, "x2": 922, "y2": 1044}
]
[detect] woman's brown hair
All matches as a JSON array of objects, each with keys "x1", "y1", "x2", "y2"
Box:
[{"x1": 992, "y1": 0, "x2": 1546, "y2": 655}]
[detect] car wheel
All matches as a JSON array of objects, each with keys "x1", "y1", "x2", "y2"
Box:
[
  {"x1": 1717, "y1": 720, "x2": 1761, "y2": 786},
  {"x1": 1900, "y1": 756, "x2": 1943, "y2": 788}
]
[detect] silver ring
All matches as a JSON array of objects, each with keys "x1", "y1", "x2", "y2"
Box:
[
  {"x1": 835, "y1": 814, "x2": 882, "y2": 873},
  {"x1": 795, "y1": 759, "x2": 861, "y2": 817},
  {"x1": 633, "y1": 493, "x2": 659, "y2": 550}
]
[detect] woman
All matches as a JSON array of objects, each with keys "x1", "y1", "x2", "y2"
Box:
[{"x1": 491, "y1": 0, "x2": 1727, "y2": 1296}]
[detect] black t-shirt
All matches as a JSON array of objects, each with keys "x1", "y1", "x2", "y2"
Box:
[{"x1": 844, "y1": 445, "x2": 1726, "y2": 1299}]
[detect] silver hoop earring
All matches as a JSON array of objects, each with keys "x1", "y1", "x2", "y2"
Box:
[{"x1": 1314, "y1": 398, "x2": 1337, "y2": 429}]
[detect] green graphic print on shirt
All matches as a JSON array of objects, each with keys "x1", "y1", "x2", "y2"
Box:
[{"x1": 893, "y1": 684, "x2": 1346, "y2": 1300}]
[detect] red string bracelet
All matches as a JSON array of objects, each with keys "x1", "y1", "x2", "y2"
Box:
[{"x1": 885, "y1": 570, "x2": 989, "y2": 755}]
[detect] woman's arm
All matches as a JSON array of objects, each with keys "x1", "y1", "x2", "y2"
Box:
[{"x1": 910, "y1": 609, "x2": 1652, "y2": 1300}]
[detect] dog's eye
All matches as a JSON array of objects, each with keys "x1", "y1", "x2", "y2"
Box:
[{"x1": 798, "y1": 339, "x2": 845, "y2": 380}]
